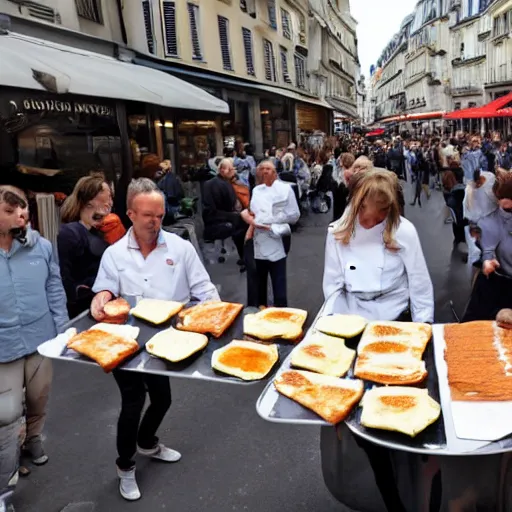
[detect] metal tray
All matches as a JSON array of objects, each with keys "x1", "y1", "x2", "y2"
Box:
[
  {"x1": 257, "y1": 311, "x2": 512, "y2": 455},
  {"x1": 48, "y1": 307, "x2": 295, "y2": 386}
]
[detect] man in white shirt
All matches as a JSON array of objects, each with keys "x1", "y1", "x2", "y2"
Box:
[
  {"x1": 241, "y1": 161, "x2": 300, "y2": 307},
  {"x1": 90, "y1": 178, "x2": 219, "y2": 501}
]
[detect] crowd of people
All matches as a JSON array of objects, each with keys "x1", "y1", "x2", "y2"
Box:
[{"x1": 0, "y1": 128, "x2": 511, "y2": 511}]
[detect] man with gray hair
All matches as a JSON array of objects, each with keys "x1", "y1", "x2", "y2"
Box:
[{"x1": 90, "y1": 178, "x2": 219, "y2": 501}]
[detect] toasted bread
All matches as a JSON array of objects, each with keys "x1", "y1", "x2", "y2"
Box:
[
  {"x1": 243, "y1": 307, "x2": 308, "y2": 341},
  {"x1": 131, "y1": 299, "x2": 184, "y2": 325},
  {"x1": 89, "y1": 323, "x2": 140, "y2": 340},
  {"x1": 212, "y1": 340, "x2": 279, "y2": 380},
  {"x1": 176, "y1": 301, "x2": 243, "y2": 338},
  {"x1": 360, "y1": 386, "x2": 441, "y2": 437},
  {"x1": 274, "y1": 370, "x2": 364, "y2": 424},
  {"x1": 67, "y1": 329, "x2": 139, "y2": 372},
  {"x1": 354, "y1": 352, "x2": 427, "y2": 385},
  {"x1": 291, "y1": 332, "x2": 355, "y2": 377},
  {"x1": 315, "y1": 314, "x2": 367, "y2": 338},
  {"x1": 360, "y1": 321, "x2": 432, "y2": 355},
  {"x1": 103, "y1": 298, "x2": 131, "y2": 325},
  {"x1": 146, "y1": 327, "x2": 208, "y2": 362}
]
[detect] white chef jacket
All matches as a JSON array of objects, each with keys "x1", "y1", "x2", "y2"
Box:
[
  {"x1": 251, "y1": 179, "x2": 300, "y2": 262},
  {"x1": 463, "y1": 172, "x2": 498, "y2": 223},
  {"x1": 322, "y1": 217, "x2": 434, "y2": 323},
  {"x1": 93, "y1": 228, "x2": 219, "y2": 303}
]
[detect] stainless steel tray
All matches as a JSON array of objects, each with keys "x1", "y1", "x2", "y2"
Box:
[
  {"x1": 256, "y1": 298, "x2": 512, "y2": 455},
  {"x1": 42, "y1": 307, "x2": 294, "y2": 386}
]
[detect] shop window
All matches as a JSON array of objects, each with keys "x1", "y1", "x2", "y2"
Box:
[
  {"x1": 218, "y1": 16, "x2": 233, "y2": 70},
  {"x1": 142, "y1": 1, "x2": 155, "y2": 54},
  {"x1": 281, "y1": 8, "x2": 291, "y2": 39},
  {"x1": 294, "y1": 54, "x2": 306, "y2": 90},
  {"x1": 242, "y1": 28, "x2": 255, "y2": 76},
  {"x1": 75, "y1": 0, "x2": 102, "y2": 23},
  {"x1": 263, "y1": 39, "x2": 277, "y2": 81},
  {"x1": 0, "y1": 95, "x2": 122, "y2": 241},
  {"x1": 280, "y1": 47, "x2": 292, "y2": 84},
  {"x1": 187, "y1": 3, "x2": 202, "y2": 60},
  {"x1": 267, "y1": 0, "x2": 277, "y2": 29},
  {"x1": 162, "y1": 1, "x2": 179, "y2": 57}
]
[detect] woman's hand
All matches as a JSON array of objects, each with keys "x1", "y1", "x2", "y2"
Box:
[
  {"x1": 483, "y1": 259, "x2": 500, "y2": 276},
  {"x1": 241, "y1": 209, "x2": 255, "y2": 225},
  {"x1": 90, "y1": 291, "x2": 113, "y2": 321}
]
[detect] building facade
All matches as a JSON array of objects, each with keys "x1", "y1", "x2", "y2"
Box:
[
  {"x1": 369, "y1": 0, "x2": 512, "y2": 129},
  {"x1": 308, "y1": 0, "x2": 359, "y2": 123},
  {"x1": 122, "y1": 0, "x2": 360, "y2": 154}
]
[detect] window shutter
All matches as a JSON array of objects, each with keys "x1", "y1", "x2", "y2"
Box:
[
  {"x1": 267, "y1": 0, "x2": 277, "y2": 29},
  {"x1": 242, "y1": 28, "x2": 255, "y2": 76},
  {"x1": 263, "y1": 39, "x2": 276, "y2": 81},
  {"x1": 218, "y1": 16, "x2": 232, "y2": 70},
  {"x1": 281, "y1": 9, "x2": 291, "y2": 39},
  {"x1": 162, "y1": 1, "x2": 178, "y2": 57},
  {"x1": 294, "y1": 54, "x2": 306, "y2": 89},
  {"x1": 142, "y1": 1, "x2": 155, "y2": 54},
  {"x1": 187, "y1": 3, "x2": 202, "y2": 60},
  {"x1": 75, "y1": 0, "x2": 102, "y2": 23},
  {"x1": 280, "y1": 47, "x2": 291, "y2": 83}
]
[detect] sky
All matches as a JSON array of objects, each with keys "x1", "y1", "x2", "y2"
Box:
[{"x1": 350, "y1": 0, "x2": 418, "y2": 79}]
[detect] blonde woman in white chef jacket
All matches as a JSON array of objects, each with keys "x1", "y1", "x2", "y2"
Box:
[{"x1": 323, "y1": 170, "x2": 434, "y2": 323}]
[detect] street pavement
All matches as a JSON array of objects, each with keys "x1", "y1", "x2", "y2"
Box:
[{"x1": 14, "y1": 184, "x2": 470, "y2": 512}]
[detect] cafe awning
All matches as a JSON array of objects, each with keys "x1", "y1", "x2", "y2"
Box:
[
  {"x1": 0, "y1": 32, "x2": 229, "y2": 113},
  {"x1": 444, "y1": 93, "x2": 512, "y2": 119}
]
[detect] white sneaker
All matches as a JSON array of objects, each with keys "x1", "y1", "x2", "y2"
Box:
[
  {"x1": 116, "y1": 467, "x2": 141, "y2": 501},
  {"x1": 137, "y1": 443, "x2": 181, "y2": 462}
]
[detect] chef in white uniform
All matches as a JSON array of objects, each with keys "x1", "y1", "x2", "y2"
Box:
[
  {"x1": 90, "y1": 178, "x2": 219, "y2": 502},
  {"x1": 241, "y1": 160, "x2": 300, "y2": 307},
  {"x1": 323, "y1": 169, "x2": 434, "y2": 323}
]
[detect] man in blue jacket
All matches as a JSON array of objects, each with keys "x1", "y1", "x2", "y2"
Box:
[{"x1": 0, "y1": 186, "x2": 68, "y2": 511}]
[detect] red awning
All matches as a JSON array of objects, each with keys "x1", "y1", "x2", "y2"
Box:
[
  {"x1": 497, "y1": 107, "x2": 512, "y2": 117},
  {"x1": 365, "y1": 128, "x2": 385, "y2": 137},
  {"x1": 444, "y1": 92, "x2": 512, "y2": 119}
]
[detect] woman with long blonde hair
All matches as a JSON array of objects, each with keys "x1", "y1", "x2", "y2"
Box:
[{"x1": 323, "y1": 170, "x2": 433, "y2": 322}]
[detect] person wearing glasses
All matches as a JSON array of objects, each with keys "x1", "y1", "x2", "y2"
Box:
[{"x1": 57, "y1": 173, "x2": 123, "y2": 319}]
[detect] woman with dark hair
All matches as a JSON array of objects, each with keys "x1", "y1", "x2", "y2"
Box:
[{"x1": 58, "y1": 174, "x2": 124, "y2": 318}]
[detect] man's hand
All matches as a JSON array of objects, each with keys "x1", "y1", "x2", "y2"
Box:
[
  {"x1": 483, "y1": 259, "x2": 500, "y2": 277},
  {"x1": 254, "y1": 224, "x2": 271, "y2": 230},
  {"x1": 90, "y1": 291, "x2": 113, "y2": 321}
]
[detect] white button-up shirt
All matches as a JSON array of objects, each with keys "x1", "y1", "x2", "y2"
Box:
[
  {"x1": 93, "y1": 228, "x2": 219, "y2": 303},
  {"x1": 322, "y1": 217, "x2": 434, "y2": 323},
  {"x1": 251, "y1": 180, "x2": 300, "y2": 262}
]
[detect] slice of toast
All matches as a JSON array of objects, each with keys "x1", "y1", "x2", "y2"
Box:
[
  {"x1": 131, "y1": 299, "x2": 183, "y2": 325},
  {"x1": 176, "y1": 302, "x2": 243, "y2": 338},
  {"x1": 291, "y1": 332, "x2": 355, "y2": 377},
  {"x1": 360, "y1": 386, "x2": 441, "y2": 437},
  {"x1": 243, "y1": 307, "x2": 308, "y2": 341},
  {"x1": 274, "y1": 370, "x2": 363, "y2": 424},
  {"x1": 212, "y1": 340, "x2": 279, "y2": 380}
]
